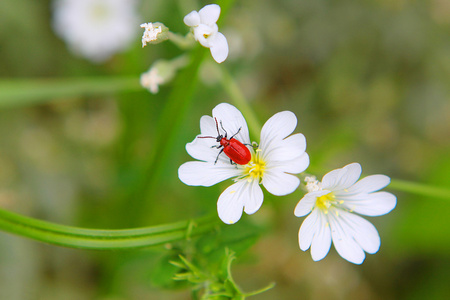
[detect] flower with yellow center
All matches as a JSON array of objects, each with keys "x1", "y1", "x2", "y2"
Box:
[
  {"x1": 294, "y1": 163, "x2": 397, "y2": 264},
  {"x1": 179, "y1": 103, "x2": 309, "y2": 224}
]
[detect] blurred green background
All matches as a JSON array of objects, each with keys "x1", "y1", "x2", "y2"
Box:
[{"x1": 0, "y1": 0, "x2": 449, "y2": 299}]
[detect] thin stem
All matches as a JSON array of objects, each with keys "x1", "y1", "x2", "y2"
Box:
[
  {"x1": 243, "y1": 282, "x2": 276, "y2": 298},
  {"x1": 0, "y1": 77, "x2": 141, "y2": 108},
  {"x1": 0, "y1": 208, "x2": 218, "y2": 250},
  {"x1": 219, "y1": 66, "x2": 262, "y2": 138},
  {"x1": 389, "y1": 179, "x2": 450, "y2": 201}
]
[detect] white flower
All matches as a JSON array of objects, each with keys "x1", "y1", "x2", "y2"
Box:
[
  {"x1": 140, "y1": 67, "x2": 164, "y2": 94},
  {"x1": 178, "y1": 103, "x2": 309, "y2": 224},
  {"x1": 294, "y1": 163, "x2": 397, "y2": 264},
  {"x1": 140, "y1": 23, "x2": 162, "y2": 47},
  {"x1": 140, "y1": 55, "x2": 188, "y2": 94},
  {"x1": 183, "y1": 4, "x2": 229, "y2": 63},
  {"x1": 52, "y1": 0, "x2": 140, "y2": 63}
]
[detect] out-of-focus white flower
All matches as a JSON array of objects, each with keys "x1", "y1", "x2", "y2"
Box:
[
  {"x1": 178, "y1": 103, "x2": 309, "y2": 224},
  {"x1": 52, "y1": 0, "x2": 140, "y2": 63},
  {"x1": 140, "y1": 55, "x2": 189, "y2": 94},
  {"x1": 140, "y1": 23, "x2": 162, "y2": 47},
  {"x1": 294, "y1": 163, "x2": 397, "y2": 264},
  {"x1": 184, "y1": 4, "x2": 229, "y2": 63},
  {"x1": 140, "y1": 67, "x2": 164, "y2": 94}
]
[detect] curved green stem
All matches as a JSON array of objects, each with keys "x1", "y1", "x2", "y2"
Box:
[
  {"x1": 389, "y1": 179, "x2": 450, "y2": 201},
  {"x1": 0, "y1": 208, "x2": 218, "y2": 250}
]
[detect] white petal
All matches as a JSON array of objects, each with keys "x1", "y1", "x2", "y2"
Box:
[
  {"x1": 310, "y1": 211, "x2": 332, "y2": 261},
  {"x1": 199, "y1": 115, "x2": 218, "y2": 137},
  {"x1": 198, "y1": 4, "x2": 221, "y2": 26},
  {"x1": 193, "y1": 24, "x2": 216, "y2": 47},
  {"x1": 212, "y1": 103, "x2": 250, "y2": 144},
  {"x1": 217, "y1": 180, "x2": 260, "y2": 224},
  {"x1": 262, "y1": 170, "x2": 300, "y2": 196},
  {"x1": 345, "y1": 175, "x2": 391, "y2": 195},
  {"x1": 263, "y1": 133, "x2": 307, "y2": 163},
  {"x1": 243, "y1": 179, "x2": 264, "y2": 215},
  {"x1": 327, "y1": 208, "x2": 372, "y2": 264},
  {"x1": 298, "y1": 208, "x2": 320, "y2": 251},
  {"x1": 337, "y1": 210, "x2": 380, "y2": 254},
  {"x1": 178, "y1": 161, "x2": 240, "y2": 186},
  {"x1": 294, "y1": 190, "x2": 328, "y2": 217},
  {"x1": 209, "y1": 32, "x2": 229, "y2": 63},
  {"x1": 339, "y1": 191, "x2": 397, "y2": 216},
  {"x1": 275, "y1": 153, "x2": 310, "y2": 174},
  {"x1": 186, "y1": 115, "x2": 228, "y2": 163},
  {"x1": 184, "y1": 11, "x2": 200, "y2": 27},
  {"x1": 260, "y1": 111, "x2": 298, "y2": 152},
  {"x1": 321, "y1": 163, "x2": 362, "y2": 191},
  {"x1": 186, "y1": 134, "x2": 230, "y2": 164}
]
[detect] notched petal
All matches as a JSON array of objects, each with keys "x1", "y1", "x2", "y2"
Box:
[
  {"x1": 212, "y1": 103, "x2": 250, "y2": 144},
  {"x1": 260, "y1": 111, "x2": 298, "y2": 151},
  {"x1": 217, "y1": 180, "x2": 247, "y2": 224},
  {"x1": 322, "y1": 163, "x2": 362, "y2": 191},
  {"x1": 262, "y1": 171, "x2": 300, "y2": 196}
]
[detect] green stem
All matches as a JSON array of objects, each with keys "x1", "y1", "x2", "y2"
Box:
[
  {"x1": 219, "y1": 67, "x2": 262, "y2": 138},
  {"x1": 243, "y1": 282, "x2": 276, "y2": 298},
  {"x1": 0, "y1": 208, "x2": 218, "y2": 250},
  {"x1": 130, "y1": 0, "x2": 238, "y2": 225},
  {"x1": 389, "y1": 179, "x2": 450, "y2": 201},
  {"x1": 0, "y1": 77, "x2": 141, "y2": 108},
  {"x1": 123, "y1": 45, "x2": 207, "y2": 226}
]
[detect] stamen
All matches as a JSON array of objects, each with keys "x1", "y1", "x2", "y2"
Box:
[{"x1": 237, "y1": 148, "x2": 266, "y2": 184}]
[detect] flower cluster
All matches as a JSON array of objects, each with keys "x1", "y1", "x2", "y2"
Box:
[
  {"x1": 140, "y1": 4, "x2": 229, "y2": 64},
  {"x1": 139, "y1": 3, "x2": 397, "y2": 265},
  {"x1": 178, "y1": 103, "x2": 396, "y2": 264}
]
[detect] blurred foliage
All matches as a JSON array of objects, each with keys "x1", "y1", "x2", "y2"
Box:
[{"x1": 0, "y1": 0, "x2": 449, "y2": 299}]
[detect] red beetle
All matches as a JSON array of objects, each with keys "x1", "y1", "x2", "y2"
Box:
[{"x1": 198, "y1": 118, "x2": 251, "y2": 165}]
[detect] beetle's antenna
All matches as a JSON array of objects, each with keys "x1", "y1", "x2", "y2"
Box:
[
  {"x1": 198, "y1": 117, "x2": 222, "y2": 139},
  {"x1": 219, "y1": 120, "x2": 228, "y2": 138},
  {"x1": 197, "y1": 136, "x2": 215, "y2": 139},
  {"x1": 214, "y1": 117, "x2": 220, "y2": 135}
]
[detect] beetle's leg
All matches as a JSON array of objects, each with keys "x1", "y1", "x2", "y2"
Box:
[
  {"x1": 229, "y1": 127, "x2": 242, "y2": 140},
  {"x1": 214, "y1": 148, "x2": 224, "y2": 164}
]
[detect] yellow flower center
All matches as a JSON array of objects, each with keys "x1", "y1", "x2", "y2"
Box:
[
  {"x1": 316, "y1": 192, "x2": 334, "y2": 214},
  {"x1": 91, "y1": 4, "x2": 110, "y2": 21},
  {"x1": 315, "y1": 192, "x2": 345, "y2": 215},
  {"x1": 242, "y1": 149, "x2": 266, "y2": 183}
]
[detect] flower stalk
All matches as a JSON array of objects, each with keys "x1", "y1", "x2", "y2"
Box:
[{"x1": 0, "y1": 208, "x2": 218, "y2": 250}]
